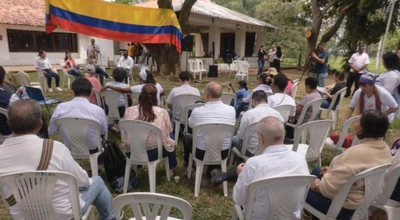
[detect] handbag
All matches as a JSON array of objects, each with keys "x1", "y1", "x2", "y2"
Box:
[{"x1": 329, "y1": 132, "x2": 353, "y2": 148}]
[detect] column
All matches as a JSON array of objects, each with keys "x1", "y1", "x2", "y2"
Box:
[
  {"x1": 208, "y1": 26, "x2": 221, "y2": 60},
  {"x1": 195, "y1": 34, "x2": 203, "y2": 57},
  {"x1": 234, "y1": 29, "x2": 246, "y2": 59}
]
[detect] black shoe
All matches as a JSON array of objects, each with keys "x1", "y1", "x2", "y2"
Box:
[{"x1": 211, "y1": 169, "x2": 227, "y2": 186}]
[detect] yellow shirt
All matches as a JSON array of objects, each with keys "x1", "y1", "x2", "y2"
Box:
[{"x1": 128, "y1": 45, "x2": 135, "y2": 56}]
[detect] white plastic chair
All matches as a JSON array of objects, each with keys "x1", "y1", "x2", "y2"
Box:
[
  {"x1": 325, "y1": 116, "x2": 359, "y2": 154},
  {"x1": 18, "y1": 71, "x2": 41, "y2": 88},
  {"x1": 221, "y1": 93, "x2": 237, "y2": 108},
  {"x1": 319, "y1": 87, "x2": 347, "y2": 129},
  {"x1": 187, "y1": 60, "x2": 199, "y2": 81},
  {"x1": 36, "y1": 69, "x2": 48, "y2": 92},
  {"x1": 232, "y1": 175, "x2": 316, "y2": 220},
  {"x1": 0, "y1": 171, "x2": 93, "y2": 220},
  {"x1": 54, "y1": 117, "x2": 103, "y2": 177},
  {"x1": 187, "y1": 123, "x2": 236, "y2": 197},
  {"x1": 304, "y1": 163, "x2": 392, "y2": 220},
  {"x1": 0, "y1": 108, "x2": 10, "y2": 144},
  {"x1": 102, "y1": 89, "x2": 128, "y2": 123},
  {"x1": 286, "y1": 120, "x2": 334, "y2": 167},
  {"x1": 286, "y1": 81, "x2": 299, "y2": 99},
  {"x1": 113, "y1": 192, "x2": 193, "y2": 220},
  {"x1": 234, "y1": 62, "x2": 249, "y2": 84},
  {"x1": 172, "y1": 94, "x2": 201, "y2": 143},
  {"x1": 370, "y1": 164, "x2": 400, "y2": 220},
  {"x1": 119, "y1": 120, "x2": 170, "y2": 193},
  {"x1": 286, "y1": 98, "x2": 323, "y2": 131},
  {"x1": 229, "y1": 122, "x2": 258, "y2": 167},
  {"x1": 195, "y1": 59, "x2": 207, "y2": 80},
  {"x1": 229, "y1": 60, "x2": 240, "y2": 78},
  {"x1": 61, "y1": 69, "x2": 75, "y2": 89},
  {"x1": 273, "y1": 104, "x2": 295, "y2": 123},
  {"x1": 183, "y1": 103, "x2": 205, "y2": 137},
  {"x1": 130, "y1": 91, "x2": 141, "y2": 106},
  {"x1": 91, "y1": 88, "x2": 103, "y2": 109}
]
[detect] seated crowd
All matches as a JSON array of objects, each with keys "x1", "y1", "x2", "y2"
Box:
[{"x1": 0, "y1": 56, "x2": 400, "y2": 220}]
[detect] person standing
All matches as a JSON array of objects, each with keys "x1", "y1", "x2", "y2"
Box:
[
  {"x1": 257, "y1": 45, "x2": 267, "y2": 76},
  {"x1": 128, "y1": 42, "x2": 135, "y2": 61},
  {"x1": 311, "y1": 42, "x2": 329, "y2": 87},
  {"x1": 345, "y1": 46, "x2": 370, "y2": 97},
  {"x1": 86, "y1": 38, "x2": 100, "y2": 60},
  {"x1": 34, "y1": 50, "x2": 62, "y2": 92},
  {"x1": 267, "y1": 44, "x2": 277, "y2": 68},
  {"x1": 272, "y1": 46, "x2": 283, "y2": 73}
]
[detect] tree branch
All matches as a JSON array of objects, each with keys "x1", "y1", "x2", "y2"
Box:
[
  {"x1": 312, "y1": 0, "x2": 321, "y2": 17},
  {"x1": 321, "y1": 0, "x2": 340, "y2": 16},
  {"x1": 178, "y1": 0, "x2": 197, "y2": 34},
  {"x1": 320, "y1": 2, "x2": 357, "y2": 43}
]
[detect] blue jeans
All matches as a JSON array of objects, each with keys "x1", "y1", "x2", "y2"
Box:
[
  {"x1": 43, "y1": 69, "x2": 60, "y2": 88},
  {"x1": 316, "y1": 72, "x2": 328, "y2": 87},
  {"x1": 80, "y1": 176, "x2": 115, "y2": 220},
  {"x1": 67, "y1": 68, "x2": 83, "y2": 78},
  {"x1": 306, "y1": 167, "x2": 355, "y2": 219},
  {"x1": 147, "y1": 147, "x2": 177, "y2": 169},
  {"x1": 258, "y1": 58, "x2": 265, "y2": 76},
  {"x1": 236, "y1": 102, "x2": 249, "y2": 118},
  {"x1": 95, "y1": 67, "x2": 110, "y2": 86},
  {"x1": 231, "y1": 136, "x2": 254, "y2": 164},
  {"x1": 321, "y1": 99, "x2": 330, "y2": 109}
]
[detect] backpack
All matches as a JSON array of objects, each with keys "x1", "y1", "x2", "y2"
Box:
[
  {"x1": 103, "y1": 140, "x2": 138, "y2": 193},
  {"x1": 391, "y1": 137, "x2": 400, "y2": 156}
]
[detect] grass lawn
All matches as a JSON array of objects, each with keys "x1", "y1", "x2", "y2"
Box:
[{"x1": 0, "y1": 67, "x2": 399, "y2": 219}]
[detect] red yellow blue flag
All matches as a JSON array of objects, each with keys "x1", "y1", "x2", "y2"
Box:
[{"x1": 45, "y1": 0, "x2": 182, "y2": 52}]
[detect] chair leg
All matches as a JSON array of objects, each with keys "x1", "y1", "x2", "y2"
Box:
[
  {"x1": 187, "y1": 154, "x2": 193, "y2": 179},
  {"x1": 164, "y1": 157, "x2": 170, "y2": 181},
  {"x1": 148, "y1": 162, "x2": 157, "y2": 193},
  {"x1": 194, "y1": 163, "x2": 204, "y2": 197},
  {"x1": 122, "y1": 161, "x2": 132, "y2": 194},
  {"x1": 174, "y1": 121, "x2": 180, "y2": 144},
  {"x1": 229, "y1": 151, "x2": 235, "y2": 167},
  {"x1": 68, "y1": 77, "x2": 71, "y2": 89},
  {"x1": 221, "y1": 161, "x2": 228, "y2": 197},
  {"x1": 89, "y1": 153, "x2": 99, "y2": 177}
]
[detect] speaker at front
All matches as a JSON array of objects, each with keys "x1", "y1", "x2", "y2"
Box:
[{"x1": 182, "y1": 35, "x2": 194, "y2": 52}]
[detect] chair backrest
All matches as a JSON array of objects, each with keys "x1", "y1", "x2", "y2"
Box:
[
  {"x1": 287, "y1": 81, "x2": 299, "y2": 98},
  {"x1": 221, "y1": 93, "x2": 237, "y2": 107},
  {"x1": 54, "y1": 117, "x2": 102, "y2": 158},
  {"x1": 0, "y1": 171, "x2": 83, "y2": 220},
  {"x1": 292, "y1": 120, "x2": 334, "y2": 161},
  {"x1": 292, "y1": 79, "x2": 299, "y2": 83},
  {"x1": 326, "y1": 163, "x2": 391, "y2": 219},
  {"x1": 188, "y1": 60, "x2": 196, "y2": 72},
  {"x1": 131, "y1": 91, "x2": 141, "y2": 105},
  {"x1": 240, "y1": 122, "x2": 258, "y2": 155},
  {"x1": 0, "y1": 108, "x2": 9, "y2": 144},
  {"x1": 336, "y1": 116, "x2": 359, "y2": 149},
  {"x1": 230, "y1": 60, "x2": 240, "y2": 71},
  {"x1": 296, "y1": 98, "x2": 323, "y2": 126},
  {"x1": 376, "y1": 164, "x2": 400, "y2": 206},
  {"x1": 194, "y1": 59, "x2": 205, "y2": 71},
  {"x1": 326, "y1": 87, "x2": 347, "y2": 110},
  {"x1": 18, "y1": 71, "x2": 31, "y2": 87},
  {"x1": 273, "y1": 104, "x2": 294, "y2": 123},
  {"x1": 243, "y1": 175, "x2": 316, "y2": 220},
  {"x1": 36, "y1": 69, "x2": 45, "y2": 78},
  {"x1": 102, "y1": 89, "x2": 128, "y2": 120},
  {"x1": 119, "y1": 120, "x2": 163, "y2": 164},
  {"x1": 91, "y1": 88, "x2": 103, "y2": 108},
  {"x1": 113, "y1": 192, "x2": 193, "y2": 220},
  {"x1": 172, "y1": 94, "x2": 201, "y2": 122},
  {"x1": 62, "y1": 68, "x2": 69, "y2": 77},
  {"x1": 239, "y1": 62, "x2": 249, "y2": 73},
  {"x1": 183, "y1": 103, "x2": 205, "y2": 136},
  {"x1": 25, "y1": 86, "x2": 45, "y2": 102},
  {"x1": 192, "y1": 123, "x2": 236, "y2": 164}
]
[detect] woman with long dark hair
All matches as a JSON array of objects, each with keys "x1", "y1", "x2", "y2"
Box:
[
  {"x1": 122, "y1": 84, "x2": 176, "y2": 175},
  {"x1": 61, "y1": 51, "x2": 82, "y2": 78},
  {"x1": 272, "y1": 46, "x2": 282, "y2": 72}
]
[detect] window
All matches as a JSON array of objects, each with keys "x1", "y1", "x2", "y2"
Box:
[{"x1": 7, "y1": 29, "x2": 78, "y2": 52}]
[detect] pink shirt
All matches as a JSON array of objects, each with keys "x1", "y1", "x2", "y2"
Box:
[
  {"x1": 85, "y1": 76, "x2": 102, "y2": 105},
  {"x1": 285, "y1": 80, "x2": 293, "y2": 96},
  {"x1": 122, "y1": 105, "x2": 175, "y2": 152}
]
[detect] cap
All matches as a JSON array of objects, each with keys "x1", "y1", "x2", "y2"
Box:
[
  {"x1": 266, "y1": 67, "x2": 278, "y2": 76},
  {"x1": 359, "y1": 72, "x2": 378, "y2": 86},
  {"x1": 84, "y1": 64, "x2": 95, "y2": 75}
]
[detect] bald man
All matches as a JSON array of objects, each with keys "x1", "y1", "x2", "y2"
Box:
[
  {"x1": 183, "y1": 81, "x2": 236, "y2": 177},
  {"x1": 231, "y1": 116, "x2": 309, "y2": 219},
  {"x1": 87, "y1": 38, "x2": 100, "y2": 59}
]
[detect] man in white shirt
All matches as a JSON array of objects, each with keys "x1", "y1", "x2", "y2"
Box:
[
  {"x1": 34, "y1": 50, "x2": 62, "y2": 92},
  {"x1": 346, "y1": 46, "x2": 370, "y2": 97},
  {"x1": 117, "y1": 51, "x2": 134, "y2": 83},
  {"x1": 166, "y1": 71, "x2": 200, "y2": 120},
  {"x1": 345, "y1": 72, "x2": 398, "y2": 123},
  {"x1": 268, "y1": 73, "x2": 296, "y2": 122},
  {"x1": 232, "y1": 116, "x2": 309, "y2": 219},
  {"x1": 0, "y1": 99, "x2": 115, "y2": 220},
  {"x1": 87, "y1": 38, "x2": 100, "y2": 60},
  {"x1": 183, "y1": 81, "x2": 235, "y2": 176},
  {"x1": 233, "y1": 90, "x2": 284, "y2": 163},
  {"x1": 49, "y1": 78, "x2": 108, "y2": 151}
]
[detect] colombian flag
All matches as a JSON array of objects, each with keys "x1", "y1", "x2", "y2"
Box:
[{"x1": 45, "y1": 0, "x2": 182, "y2": 52}]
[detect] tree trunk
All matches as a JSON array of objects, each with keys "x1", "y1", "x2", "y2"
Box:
[{"x1": 144, "y1": 0, "x2": 196, "y2": 75}]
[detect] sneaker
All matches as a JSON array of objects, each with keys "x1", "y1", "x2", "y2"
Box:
[
  {"x1": 55, "y1": 87, "x2": 63, "y2": 92},
  {"x1": 48, "y1": 88, "x2": 54, "y2": 92}
]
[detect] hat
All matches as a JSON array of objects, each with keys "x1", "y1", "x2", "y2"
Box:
[
  {"x1": 84, "y1": 64, "x2": 95, "y2": 75},
  {"x1": 266, "y1": 67, "x2": 278, "y2": 76},
  {"x1": 359, "y1": 72, "x2": 379, "y2": 86},
  {"x1": 139, "y1": 66, "x2": 149, "y2": 81}
]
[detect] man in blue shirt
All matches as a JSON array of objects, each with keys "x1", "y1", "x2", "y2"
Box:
[{"x1": 311, "y1": 42, "x2": 329, "y2": 87}]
